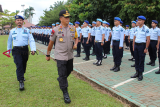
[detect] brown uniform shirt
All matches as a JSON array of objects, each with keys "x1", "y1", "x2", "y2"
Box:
[{"x1": 50, "y1": 24, "x2": 78, "y2": 61}]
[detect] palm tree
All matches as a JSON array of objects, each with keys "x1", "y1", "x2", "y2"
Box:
[
  {"x1": 15, "y1": 10, "x2": 19, "y2": 15},
  {"x1": 23, "y1": 9, "x2": 29, "y2": 19},
  {"x1": 28, "y1": 6, "x2": 35, "y2": 23}
]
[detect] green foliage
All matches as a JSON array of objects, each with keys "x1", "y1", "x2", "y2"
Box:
[
  {"x1": 39, "y1": 0, "x2": 160, "y2": 27},
  {"x1": 0, "y1": 9, "x2": 17, "y2": 29},
  {"x1": 23, "y1": 6, "x2": 35, "y2": 19}
]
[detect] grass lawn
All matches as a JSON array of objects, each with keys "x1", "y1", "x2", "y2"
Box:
[{"x1": 0, "y1": 35, "x2": 125, "y2": 107}]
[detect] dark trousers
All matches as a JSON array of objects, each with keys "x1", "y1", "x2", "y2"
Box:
[
  {"x1": 148, "y1": 40, "x2": 157, "y2": 61},
  {"x1": 125, "y1": 36, "x2": 129, "y2": 47},
  {"x1": 103, "y1": 40, "x2": 107, "y2": 55},
  {"x1": 81, "y1": 36, "x2": 84, "y2": 49},
  {"x1": 77, "y1": 37, "x2": 81, "y2": 54},
  {"x1": 129, "y1": 41, "x2": 134, "y2": 58},
  {"x1": 12, "y1": 47, "x2": 29, "y2": 81},
  {"x1": 44, "y1": 35, "x2": 47, "y2": 45},
  {"x1": 106, "y1": 40, "x2": 111, "y2": 54},
  {"x1": 112, "y1": 41, "x2": 123, "y2": 66},
  {"x1": 134, "y1": 44, "x2": 146, "y2": 72},
  {"x1": 56, "y1": 59, "x2": 73, "y2": 89},
  {"x1": 91, "y1": 36, "x2": 95, "y2": 53},
  {"x1": 158, "y1": 44, "x2": 160, "y2": 66},
  {"x1": 83, "y1": 38, "x2": 91, "y2": 57},
  {"x1": 95, "y1": 42, "x2": 103, "y2": 60}
]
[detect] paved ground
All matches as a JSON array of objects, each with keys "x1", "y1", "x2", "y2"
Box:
[{"x1": 36, "y1": 42, "x2": 160, "y2": 107}]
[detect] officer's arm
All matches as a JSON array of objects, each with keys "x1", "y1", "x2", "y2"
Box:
[
  {"x1": 102, "y1": 28, "x2": 105, "y2": 42},
  {"x1": 146, "y1": 29, "x2": 150, "y2": 49},
  {"x1": 28, "y1": 31, "x2": 36, "y2": 51},
  {"x1": 119, "y1": 28, "x2": 124, "y2": 47},
  {"x1": 109, "y1": 29, "x2": 112, "y2": 39},
  {"x1": 7, "y1": 31, "x2": 13, "y2": 53},
  {"x1": 157, "y1": 29, "x2": 160, "y2": 47},
  {"x1": 87, "y1": 28, "x2": 91, "y2": 42}
]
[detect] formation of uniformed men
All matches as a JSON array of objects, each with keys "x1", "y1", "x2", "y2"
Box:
[{"x1": 6, "y1": 10, "x2": 160, "y2": 104}]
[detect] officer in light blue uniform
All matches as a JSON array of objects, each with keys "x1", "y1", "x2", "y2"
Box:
[
  {"x1": 90, "y1": 21, "x2": 96, "y2": 55},
  {"x1": 131, "y1": 16, "x2": 150, "y2": 81},
  {"x1": 128, "y1": 21, "x2": 136, "y2": 67},
  {"x1": 110, "y1": 17, "x2": 124, "y2": 72},
  {"x1": 82, "y1": 20, "x2": 91, "y2": 61},
  {"x1": 106, "y1": 22, "x2": 112, "y2": 55},
  {"x1": 102, "y1": 21, "x2": 108, "y2": 58},
  {"x1": 93, "y1": 19, "x2": 105, "y2": 66},
  {"x1": 74, "y1": 21, "x2": 82, "y2": 57},
  {"x1": 146, "y1": 20, "x2": 160, "y2": 66},
  {"x1": 125, "y1": 25, "x2": 130, "y2": 50},
  {"x1": 7, "y1": 15, "x2": 36, "y2": 90},
  {"x1": 56, "y1": 22, "x2": 60, "y2": 26},
  {"x1": 52, "y1": 24, "x2": 55, "y2": 28}
]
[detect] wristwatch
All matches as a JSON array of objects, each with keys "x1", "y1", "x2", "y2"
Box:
[{"x1": 46, "y1": 55, "x2": 50, "y2": 57}]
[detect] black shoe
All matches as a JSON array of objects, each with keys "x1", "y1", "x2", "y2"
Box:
[
  {"x1": 131, "y1": 64, "x2": 135, "y2": 67},
  {"x1": 61, "y1": 88, "x2": 71, "y2": 104},
  {"x1": 138, "y1": 72, "x2": 143, "y2": 81},
  {"x1": 103, "y1": 54, "x2": 107, "y2": 59},
  {"x1": 93, "y1": 60, "x2": 98, "y2": 65},
  {"x1": 151, "y1": 62, "x2": 155, "y2": 66},
  {"x1": 74, "y1": 54, "x2": 80, "y2": 57},
  {"x1": 110, "y1": 64, "x2": 116, "y2": 71},
  {"x1": 53, "y1": 47, "x2": 55, "y2": 49},
  {"x1": 128, "y1": 58, "x2": 133, "y2": 61},
  {"x1": 82, "y1": 51, "x2": 85, "y2": 53},
  {"x1": 131, "y1": 71, "x2": 139, "y2": 78},
  {"x1": 85, "y1": 56, "x2": 90, "y2": 61},
  {"x1": 155, "y1": 69, "x2": 160, "y2": 74},
  {"x1": 146, "y1": 61, "x2": 152, "y2": 65},
  {"x1": 91, "y1": 52, "x2": 95, "y2": 56},
  {"x1": 83, "y1": 57, "x2": 86, "y2": 60},
  {"x1": 96, "y1": 60, "x2": 102, "y2": 66},
  {"x1": 113, "y1": 66, "x2": 120, "y2": 72},
  {"x1": 19, "y1": 80, "x2": 24, "y2": 91}
]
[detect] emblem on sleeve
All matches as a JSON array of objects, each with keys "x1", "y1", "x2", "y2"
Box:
[
  {"x1": 146, "y1": 30, "x2": 149, "y2": 33},
  {"x1": 121, "y1": 29, "x2": 123, "y2": 32}
]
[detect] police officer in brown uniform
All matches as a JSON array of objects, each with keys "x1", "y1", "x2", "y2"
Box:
[{"x1": 46, "y1": 10, "x2": 78, "y2": 104}]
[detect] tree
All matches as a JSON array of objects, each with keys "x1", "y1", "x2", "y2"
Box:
[
  {"x1": 0, "y1": 9, "x2": 17, "y2": 29},
  {"x1": 23, "y1": 6, "x2": 35, "y2": 23}
]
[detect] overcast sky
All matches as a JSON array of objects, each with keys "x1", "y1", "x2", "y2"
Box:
[{"x1": 1, "y1": 0, "x2": 67, "y2": 25}]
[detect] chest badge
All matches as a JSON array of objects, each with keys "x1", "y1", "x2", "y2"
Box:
[{"x1": 59, "y1": 38, "x2": 63, "y2": 42}]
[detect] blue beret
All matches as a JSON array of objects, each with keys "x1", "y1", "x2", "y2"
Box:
[
  {"x1": 15, "y1": 15, "x2": 24, "y2": 20},
  {"x1": 132, "y1": 21, "x2": 136, "y2": 24},
  {"x1": 137, "y1": 16, "x2": 146, "y2": 20},
  {"x1": 136, "y1": 20, "x2": 138, "y2": 22},
  {"x1": 97, "y1": 18, "x2": 103, "y2": 22},
  {"x1": 120, "y1": 21, "x2": 123, "y2": 24},
  {"x1": 75, "y1": 21, "x2": 80, "y2": 24},
  {"x1": 71, "y1": 23, "x2": 73, "y2": 25},
  {"x1": 69, "y1": 22, "x2": 72, "y2": 25},
  {"x1": 107, "y1": 23, "x2": 110, "y2": 25},
  {"x1": 103, "y1": 21, "x2": 107, "y2": 24},
  {"x1": 92, "y1": 21, "x2": 96, "y2": 24},
  {"x1": 56, "y1": 22, "x2": 59, "y2": 24},
  {"x1": 84, "y1": 20, "x2": 89, "y2": 24},
  {"x1": 89, "y1": 24, "x2": 92, "y2": 26},
  {"x1": 126, "y1": 25, "x2": 129, "y2": 27},
  {"x1": 152, "y1": 20, "x2": 158, "y2": 24},
  {"x1": 114, "y1": 17, "x2": 121, "y2": 21},
  {"x1": 52, "y1": 24, "x2": 55, "y2": 26}
]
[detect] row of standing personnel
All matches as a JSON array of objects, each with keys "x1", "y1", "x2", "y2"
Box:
[{"x1": 74, "y1": 16, "x2": 160, "y2": 82}]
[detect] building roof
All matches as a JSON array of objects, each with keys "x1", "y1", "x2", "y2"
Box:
[
  {"x1": 23, "y1": 20, "x2": 35, "y2": 27},
  {"x1": 0, "y1": 4, "x2": 3, "y2": 12},
  {"x1": 3, "y1": 25, "x2": 10, "y2": 28}
]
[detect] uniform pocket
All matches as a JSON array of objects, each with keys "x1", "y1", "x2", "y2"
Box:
[
  {"x1": 12, "y1": 34, "x2": 17, "y2": 41},
  {"x1": 22, "y1": 34, "x2": 28, "y2": 41}
]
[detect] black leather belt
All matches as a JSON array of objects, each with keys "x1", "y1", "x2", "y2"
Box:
[
  {"x1": 113, "y1": 40, "x2": 120, "y2": 42},
  {"x1": 83, "y1": 37, "x2": 88, "y2": 39},
  {"x1": 13, "y1": 45, "x2": 28, "y2": 49},
  {"x1": 150, "y1": 40, "x2": 157, "y2": 42},
  {"x1": 135, "y1": 43, "x2": 146, "y2": 46},
  {"x1": 130, "y1": 39, "x2": 133, "y2": 41}
]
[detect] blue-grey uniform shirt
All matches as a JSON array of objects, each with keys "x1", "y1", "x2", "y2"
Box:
[
  {"x1": 82, "y1": 26, "x2": 91, "y2": 38},
  {"x1": 135, "y1": 25, "x2": 150, "y2": 43},
  {"x1": 149, "y1": 27, "x2": 160, "y2": 40},
  {"x1": 125, "y1": 29, "x2": 130, "y2": 36},
  {"x1": 7, "y1": 27, "x2": 36, "y2": 52},
  {"x1": 91, "y1": 27, "x2": 96, "y2": 36},
  {"x1": 76, "y1": 27, "x2": 82, "y2": 37},
  {"x1": 104, "y1": 27, "x2": 111, "y2": 41},
  {"x1": 129, "y1": 27, "x2": 136, "y2": 40},
  {"x1": 95, "y1": 26, "x2": 105, "y2": 41},
  {"x1": 111, "y1": 25, "x2": 124, "y2": 47}
]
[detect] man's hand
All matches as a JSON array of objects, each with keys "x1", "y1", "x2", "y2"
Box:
[
  {"x1": 108, "y1": 39, "x2": 110, "y2": 41},
  {"x1": 31, "y1": 51, "x2": 35, "y2": 55},
  {"x1": 78, "y1": 39, "x2": 81, "y2": 42},
  {"x1": 133, "y1": 46, "x2": 134, "y2": 51},
  {"x1": 86, "y1": 41, "x2": 89, "y2": 44},
  {"x1": 144, "y1": 48, "x2": 147, "y2": 53},
  {"x1": 101, "y1": 42, "x2": 104, "y2": 46},
  {"x1": 105, "y1": 41, "x2": 107, "y2": 43},
  {"x1": 157, "y1": 45, "x2": 159, "y2": 51},
  {"x1": 73, "y1": 44, "x2": 77, "y2": 50},
  {"x1": 119, "y1": 47, "x2": 122, "y2": 49},
  {"x1": 46, "y1": 56, "x2": 50, "y2": 61}
]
